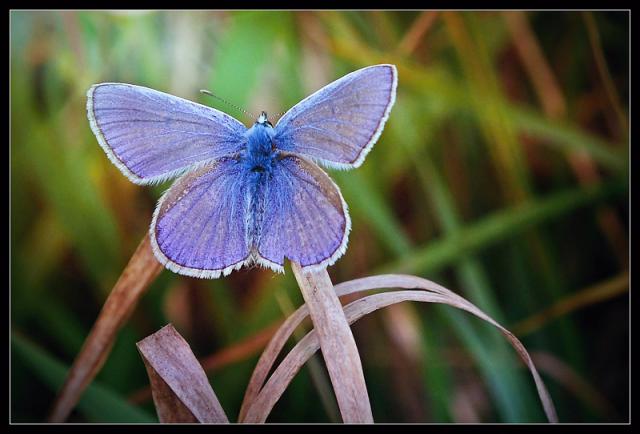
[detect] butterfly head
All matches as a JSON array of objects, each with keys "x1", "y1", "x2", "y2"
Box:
[{"x1": 256, "y1": 111, "x2": 273, "y2": 128}]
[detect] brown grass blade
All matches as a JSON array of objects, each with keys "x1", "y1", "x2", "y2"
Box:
[
  {"x1": 242, "y1": 274, "x2": 558, "y2": 423},
  {"x1": 130, "y1": 320, "x2": 281, "y2": 406},
  {"x1": 239, "y1": 277, "x2": 402, "y2": 421},
  {"x1": 48, "y1": 233, "x2": 163, "y2": 422},
  {"x1": 139, "y1": 359, "x2": 198, "y2": 423},
  {"x1": 200, "y1": 321, "x2": 282, "y2": 373},
  {"x1": 290, "y1": 263, "x2": 373, "y2": 423},
  {"x1": 274, "y1": 289, "x2": 341, "y2": 422},
  {"x1": 137, "y1": 324, "x2": 229, "y2": 423}
]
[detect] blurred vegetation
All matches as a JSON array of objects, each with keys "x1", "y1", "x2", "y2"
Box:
[{"x1": 10, "y1": 10, "x2": 628, "y2": 423}]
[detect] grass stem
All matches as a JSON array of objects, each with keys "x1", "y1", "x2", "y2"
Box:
[
  {"x1": 48, "y1": 234, "x2": 162, "y2": 422},
  {"x1": 291, "y1": 263, "x2": 373, "y2": 423}
]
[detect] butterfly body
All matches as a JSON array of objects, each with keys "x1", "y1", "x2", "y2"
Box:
[{"x1": 88, "y1": 64, "x2": 397, "y2": 278}]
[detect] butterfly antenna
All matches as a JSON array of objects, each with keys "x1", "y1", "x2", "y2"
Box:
[
  {"x1": 271, "y1": 108, "x2": 288, "y2": 123},
  {"x1": 200, "y1": 89, "x2": 255, "y2": 121}
]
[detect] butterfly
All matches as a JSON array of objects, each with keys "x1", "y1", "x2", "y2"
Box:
[{"x1": 87, "y1": 64, "x2": 398, "y2": 278}]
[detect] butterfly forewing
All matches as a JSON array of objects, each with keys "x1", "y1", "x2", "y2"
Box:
[
  {"x1": 273, "y1": 64, "x2": 397, "y2": 169},
  {"x1": 88, "y1": 83, "x2": 247, "y2": 184},
  {"x1": 150, "y1": 158, "x2": 252, "y2": 278},
  {"x1": 255, "y1": 154, "x2": 350, "y2": 271}
]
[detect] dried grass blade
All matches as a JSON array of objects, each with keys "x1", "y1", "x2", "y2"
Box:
[
  {"x1": 131, "y1": 320, "x2": 281, "y2": 406},
  {"x1": 48, "y1": 234, "x2": 162, "y2": 422},
  {"x1": 291, "y1": 263, "x2": 373, "y2": 423},
  {"x1": 240, "y1": 277, "x2": 410, "y2": 418},
  {"x1": 242, "y1": 274, "x2": 558, "y2": 423},
  {"x1": 241, "y1": 291, "x2": 448, "y2": 423},
  {"x1": 137, "y1": 324, "x2": 229, "y2": 423},
  {"x1": 139, "y1": 360, "x2": 198, "y2": 423},
  {"x1": 239, "y1": 276, "x2": 415, "y2": 420}
]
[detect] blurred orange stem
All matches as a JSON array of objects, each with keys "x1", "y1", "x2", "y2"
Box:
[
  {"x1": 504, "y1": 11, "x2": 628, "y2": 269},
  {"x1": 503, "y1": 11, "x2": 566, "y2": 118},
  {"x1": 398, "y1": 11, "x2": 439, "y2": 55},
  {"x1": 512, "y1": 271, "x2": 628, "y2": 336},
  {"x1": 582, "y1": 11, "x2": 628, "y2": 137}
]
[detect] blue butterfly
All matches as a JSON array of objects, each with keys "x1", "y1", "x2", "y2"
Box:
[{"x1": 87, "y1": 64, "x2": 397, "y2": 278}]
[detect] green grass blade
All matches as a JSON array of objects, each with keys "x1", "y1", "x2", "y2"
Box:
[
  {"x1": 11, "y1": 333, "x2": 155, "y2": 423},
  {"x1": 415, "y1": 152, "x2": 536, "y2": 420},
  {"x1": 21, "y1": 121, "x2": 122, "y2": 291},
  {"x1": 334, "y1": 170, "x2": 413, "y2": 257},
  {"x1": 418, "y1": 316, "x2": 453, "y2": 422},
  {"x1": 508, "y1": 106, "x2": 628, "y2": 172},
  {"x1": 209, "y1": 11, "x2": 289, "y2": 113},
  {"x1": 384, "y1": 181, "x2": 625, "y2": 276}
]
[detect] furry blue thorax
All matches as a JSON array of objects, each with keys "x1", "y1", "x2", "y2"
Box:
[{"x1": 243, "y1": 116, "x2": 277, "y2": 175}]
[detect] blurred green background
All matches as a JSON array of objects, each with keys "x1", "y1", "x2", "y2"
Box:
[{"x1": 10, "y1": 10, "x2": 628, "y2": 423}]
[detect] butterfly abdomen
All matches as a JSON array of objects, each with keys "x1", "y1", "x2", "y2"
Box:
[
  {"x1": 244, "y1": 166, "x2": 269, "y2": 260},
  {"x1": 242, "y1": 119, "x2": 279, "y2": 260}
]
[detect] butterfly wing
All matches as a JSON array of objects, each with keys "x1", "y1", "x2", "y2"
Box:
[
  {"x1": 87, "y1": 83, "x2": 247, "y2": 185},
  {"x1": 254, "y1": 153, "x2": 350, "y2": 271},
  {"x1": 150, "y1": 157, "x2": 251, "y2": 278},
  {"x1": 273, "y1": 64, "x2": 397, "y2": 169}
]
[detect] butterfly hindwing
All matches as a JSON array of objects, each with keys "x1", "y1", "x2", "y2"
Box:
[
  {"x1": 254, "y1": 153, "x2": 350, "y2": 271},
  {"x1": 150, "y1": 153, "x2": 350, "y2": 276},
  {"x1": 88, "y1": 83, "x2": 247, "y2": 184},
  {"x1": 273, "y1": 64, "x2": 397, "y2": 169},
  {"x1": 150, "y1": 158, "x2": 252, "y2": 278}
]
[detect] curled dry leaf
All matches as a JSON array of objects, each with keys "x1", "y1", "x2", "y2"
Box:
[
  {"x1": 240, "y1": 274, "x2": 558, "y2": 423},
  {"x1": 129, "y1": 320, "x2": 282, "y2": 406},
  {"x1": 137, "y1": 324, "x2": 229, "y2": 423},
  {"x1": 49, "y1": 234, "x2": 163, "y2": 423},
  {"x1": 139, "y1": 362, "x2": 198, "y2": 423}
]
